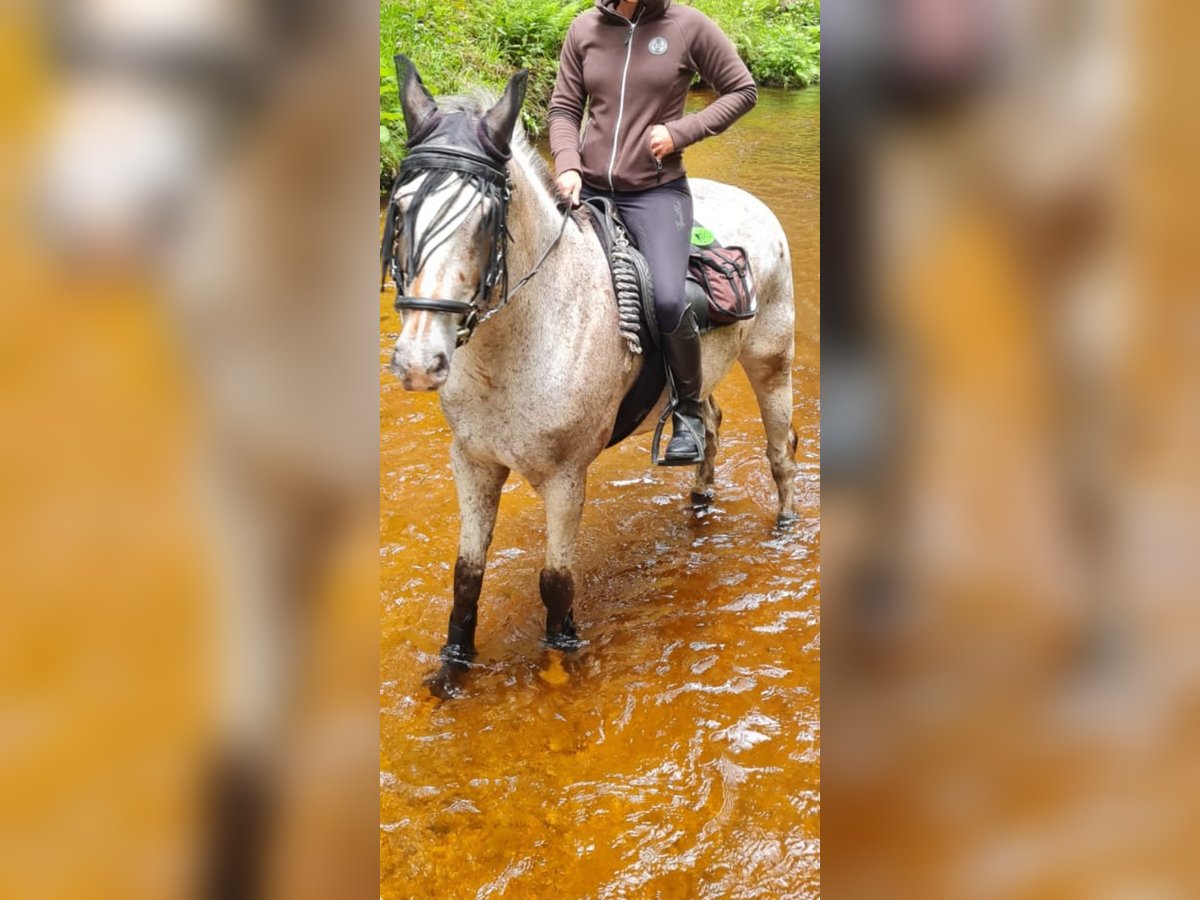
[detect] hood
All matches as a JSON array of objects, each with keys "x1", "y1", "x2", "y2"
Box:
[{"x1": 594, "y1": 0, "x2": 671, "y2": 23}]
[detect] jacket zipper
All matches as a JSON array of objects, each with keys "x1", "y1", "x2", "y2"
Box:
[{"x1": 607, "y1": 14, "x2": 639, "y2": 192}]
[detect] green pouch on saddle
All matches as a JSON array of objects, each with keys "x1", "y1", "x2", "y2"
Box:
[{"x1": 686, "y1": 244, "x2": 756, "y2": 325}]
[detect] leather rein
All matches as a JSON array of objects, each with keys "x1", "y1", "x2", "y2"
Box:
[{"x1": 382, "y1": 144, "x2": 570, "y2": 347}]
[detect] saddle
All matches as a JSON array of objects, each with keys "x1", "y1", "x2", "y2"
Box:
[{"x1": 581, "y1": 198, "x2": 757, "y2": 448}]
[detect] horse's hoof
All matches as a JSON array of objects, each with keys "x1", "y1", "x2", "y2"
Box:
[
  {"x1": 543, "y1": 631, "x2": 583, "y2": 653},
  {"x1": 423, "y1": 645, "x2": 474, "y2": 699},
  {"x1": 424, "y1": 661, "x2": 469, "y2": 699},
  {"x1": 775, "y1": 512, "x2": 800, "y2": 531},
  {"x1": 440, "y1": 640, "x2": 476, "y2": 664},
  {"x1": 690, "y1": 489, "x2": 714, "y2": 509}
]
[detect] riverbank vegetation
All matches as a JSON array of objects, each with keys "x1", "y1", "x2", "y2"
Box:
[{"x1": 381, "y1": 0, "x2": 820, "y2": 184}]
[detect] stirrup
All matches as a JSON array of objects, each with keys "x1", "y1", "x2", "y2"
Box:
[{"x1": 650, "y1": 400, "x2": 674, "y2": 466}]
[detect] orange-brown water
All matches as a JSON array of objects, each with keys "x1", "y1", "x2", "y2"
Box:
[{"x1": 380, "y1": 88, "x2": 820, "y2": 897}]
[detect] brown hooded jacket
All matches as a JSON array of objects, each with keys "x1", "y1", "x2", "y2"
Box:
[{"x1": 548, "y1": 0, "x2": 757, "y2": 193}]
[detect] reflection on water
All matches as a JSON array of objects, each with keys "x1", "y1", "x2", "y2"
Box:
[{"x1": 380, "y1": 88, "x2": 820, "y2": 897}]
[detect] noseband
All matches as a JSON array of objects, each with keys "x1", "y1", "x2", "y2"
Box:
[{"x1": 382, "y1": 142, "x2": 570, "y2": 347}]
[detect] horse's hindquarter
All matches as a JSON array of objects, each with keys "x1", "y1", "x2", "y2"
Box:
[
  {"x1": 440, "y1": 228, "x2": 636, "y2": 483},
  {"x1": 692, "y1": 178, "x2": 795, "y2": 357},
  {"x1": 691, "y1": 179, "x2": 792, "y2": 307}
]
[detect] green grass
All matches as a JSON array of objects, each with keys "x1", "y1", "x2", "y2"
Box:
[{"x1": 380, "y1": 0, "x2": 819, "y2": 186}]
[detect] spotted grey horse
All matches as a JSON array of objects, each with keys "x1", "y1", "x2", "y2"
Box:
[{"x1": 386, "y1": 60, "x2": 798, "y2": 691}]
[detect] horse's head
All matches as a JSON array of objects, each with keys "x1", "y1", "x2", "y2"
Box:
[{"x1": 386, "y1": 58, "x2": 527, "y2": 391}]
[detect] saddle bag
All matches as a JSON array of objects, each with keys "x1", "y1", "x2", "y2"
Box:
[{"x1": 687, "y1": 246, "x2": 756, "y2": 325}]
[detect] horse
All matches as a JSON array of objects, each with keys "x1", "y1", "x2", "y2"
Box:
[{"x1": 387, "y1": 61, "x2": 798, "y2": 691}]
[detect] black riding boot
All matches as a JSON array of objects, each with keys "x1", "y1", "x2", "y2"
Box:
[{"x1": 660, "y1": 307, "x2": 705, "y2": 465}]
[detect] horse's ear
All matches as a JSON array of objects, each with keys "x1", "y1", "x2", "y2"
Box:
[
  {"x1": 395, "y1": 54, "x2": 437, "y2": 140},
  {"x1": 481, "y1": 69, "x2": 528, "y2": 158}
]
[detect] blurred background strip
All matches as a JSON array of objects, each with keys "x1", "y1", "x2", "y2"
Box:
[
  {"x1": 822, "y1": 0, "x2": 1200, "y2": 896},
  {"x1": 0, "y1": 1, "x2": 380, "y2": 897}
]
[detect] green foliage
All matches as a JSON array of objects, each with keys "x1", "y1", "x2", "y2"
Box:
[
  {"x1": 379, "y1": 0, "x2": 819, "y2": 186},
  {"x1": 480, "y1": 0, "x2": 590, "y2": 142},
  {"x1": 380, "y1": 0, "x2": 589, "y2": 186},
  {"x1": 486, "y1": 0, "x2": 589, "y2": 62},
  {"x1": 689, "y1": 0, "x2": 821, "y2": 88},
  {"x1": 380, "y1": 0, "x2": 512, "y2": 183}
]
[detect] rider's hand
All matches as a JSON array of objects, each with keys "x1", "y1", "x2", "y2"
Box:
[
  {"x1": 555, "y1": 169, "x2": 582, "y2": 207},
  {"x1": 649, "y1": 124, "x2": 675, "y2": 159}
]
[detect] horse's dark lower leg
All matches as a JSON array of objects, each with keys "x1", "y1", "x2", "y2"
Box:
[
  {"x1": 198, "y1": 752, "x2": 275, "y2": 900},
  {"x1": 444, "y1": 557, "x2": 484, "y2": 663},
  {"x1": 427, "y1": 558, "x2": 485, "y2": 698},
  {"x1": 540, "y1": 567, "x2": 579, "y2": 648},
  {"x1": 537, "y1": 470, "x2": 586, "y2": 649},
  {"x1": 430, "y1": 445, "x2": 508, "y2": 696}
]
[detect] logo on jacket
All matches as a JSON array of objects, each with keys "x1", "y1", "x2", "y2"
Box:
[{"x1": 648, "y1": 36, "x2": 668, "y2": 55}]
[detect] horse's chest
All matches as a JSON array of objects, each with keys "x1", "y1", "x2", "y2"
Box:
[
  {"x1": 443, "y1": 391, "x2": 518, "y2": 441},
  {"x1": 441, "y1": 376, "x2": 603, "y2": 476}
]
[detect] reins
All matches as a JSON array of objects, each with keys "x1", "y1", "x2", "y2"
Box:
[
  {"x1": 383, "y1": 143, "x2": 571, "y2": 347},
  {"x1": 480, "y1": 204, "x2": 571, "y2": 323}
]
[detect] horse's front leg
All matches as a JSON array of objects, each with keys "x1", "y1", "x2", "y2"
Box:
[
  {"x1": 429, "y1": 442, "x2": 508, "y2": 694},
  {"x1": 536, "y1": 469, "x2": 586, "y2": 649}
]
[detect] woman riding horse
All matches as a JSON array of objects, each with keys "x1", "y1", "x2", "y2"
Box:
[{"x1": 549, "y1": 0, "x2": 757, "y2": 465}]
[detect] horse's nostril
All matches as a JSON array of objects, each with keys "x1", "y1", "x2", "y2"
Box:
[{"x1": 430, "y1": 353, "x2": 449, "y2": 377}]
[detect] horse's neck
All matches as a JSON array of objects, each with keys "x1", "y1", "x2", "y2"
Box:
[
  {"x1": 503, "y1": 155, "x2": 565, "y2": 293},
  {"x1": 467, "y1": 155, "x2": 606, "y2": 361},
  {"x1": 451, "y1": 153, "x2": 639, "y2": 430}
]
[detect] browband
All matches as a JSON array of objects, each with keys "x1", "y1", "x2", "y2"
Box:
[{"x1": 399, "y1": 145, "x2": 508, "y2": 187}]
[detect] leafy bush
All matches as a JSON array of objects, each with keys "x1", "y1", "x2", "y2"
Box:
[{"x1": 690, "y1": 0, "x2": 820, "y2": 88}]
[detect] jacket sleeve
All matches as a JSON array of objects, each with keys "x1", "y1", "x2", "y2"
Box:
[
  {"x1": 664, "y1": 14, "x2": 757, "y2": 152},
  {"x1": 548, "y1": 23, "x2": 587, "y2": 176}
]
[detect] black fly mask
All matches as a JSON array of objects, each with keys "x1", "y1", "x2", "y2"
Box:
[
  {"x1": 382, "y1": 57, "x2": 537, "y2": 348},
  {"x1": 381, "y1": 119, "x2": 513, "y2": 347},
  {"x1": 382, "y1": 59, "x2": 571, "y2": 348}
]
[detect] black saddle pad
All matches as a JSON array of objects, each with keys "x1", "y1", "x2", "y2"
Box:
[
  {"x1": 584, "y1": 204, "x2": 730, "y2": 448},
  {"x1": 607, "y1": 359, "x2": 667, "y2": 448}
]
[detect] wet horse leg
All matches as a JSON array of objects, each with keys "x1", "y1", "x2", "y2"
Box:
[
  {"x1": 536, "y1": 469, "x2": 585, "y2": 648},
  {"x1": 691, "y1": 397, "x2": 723, "y2": 506},
  {"x1": 742, "y1": 354, "x2": 799, "y2": 525},
  {"x1": 442, "y1": 443, "x2": 509, "y2": 667}
]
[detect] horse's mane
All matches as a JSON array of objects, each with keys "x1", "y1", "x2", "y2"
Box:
[{"x1": 439, "y1": 91, "x2": 585, "y2": 226}]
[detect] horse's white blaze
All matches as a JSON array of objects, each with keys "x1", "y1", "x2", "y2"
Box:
[{"x1": 398, "y1": 309, "x2": 430, "y2": 344}]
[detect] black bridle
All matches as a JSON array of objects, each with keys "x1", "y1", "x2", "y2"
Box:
[{"x1": 381, "y1": 142, "x2": 570, "y2": 347}]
